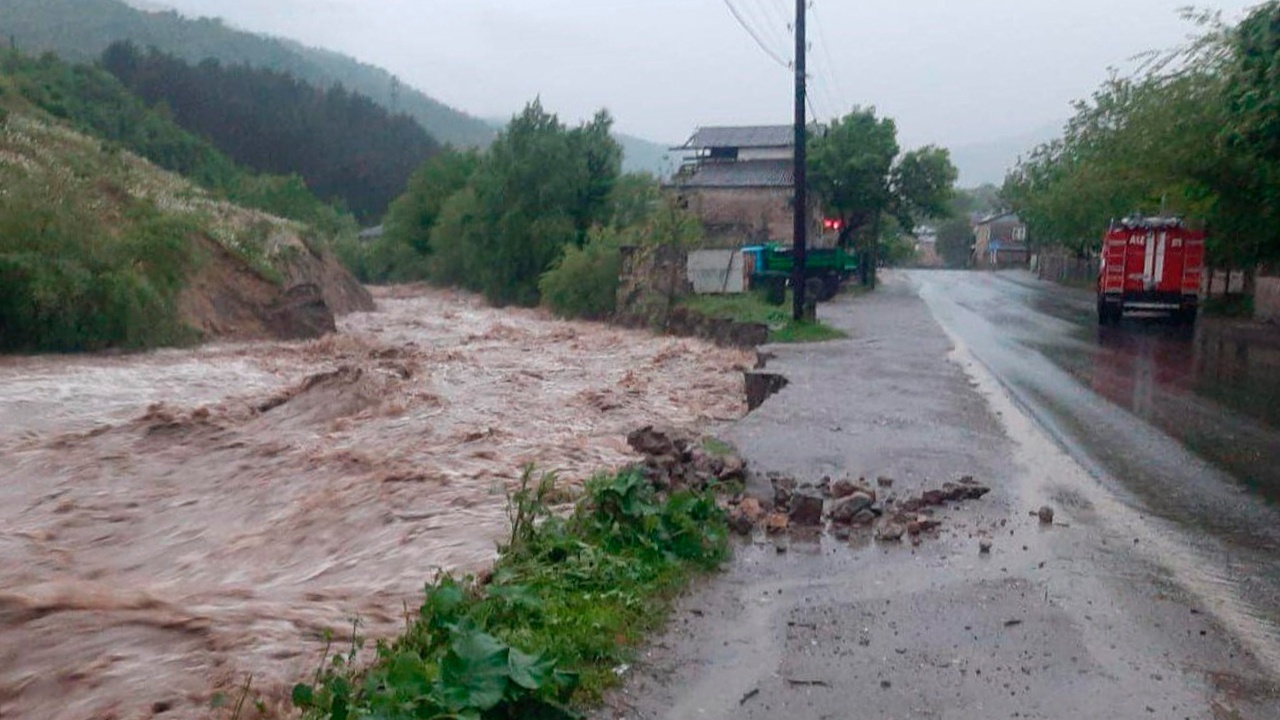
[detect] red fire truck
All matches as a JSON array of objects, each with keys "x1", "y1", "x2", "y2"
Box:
[{"x1": 1097, "y1": 217, "x2": 1205, "y2": 325}]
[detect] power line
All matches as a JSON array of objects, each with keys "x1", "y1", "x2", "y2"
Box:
[
  {"x1": 720, "y1": 0, "x2": 791, "y2": 70},
  {"x1": 752, "y1": 0, "x2": 795, "y2": 59},
  {"x1": 809, "y1": 0, "x2": 847, "y2": 118}
]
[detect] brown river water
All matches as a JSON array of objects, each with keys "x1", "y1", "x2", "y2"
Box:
[{"x1": 0, "y1": 286, "x2": 751, "y2": 719}]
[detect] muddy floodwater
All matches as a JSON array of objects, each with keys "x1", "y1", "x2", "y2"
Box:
[{"x1": 0, "y1": 286, "x2": 751, "y2": 720}]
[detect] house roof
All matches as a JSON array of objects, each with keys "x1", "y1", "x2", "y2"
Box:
[
  {"x1": 677, "y1": 125, "x2": 794, "y2": 150},
  {"x1": 670, "y1": 159, "x2": 794, "y2": 189}
]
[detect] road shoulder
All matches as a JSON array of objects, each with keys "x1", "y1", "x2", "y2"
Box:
[{"x1": 599, "y1": 272, "x2": 1280, "y2": 720}]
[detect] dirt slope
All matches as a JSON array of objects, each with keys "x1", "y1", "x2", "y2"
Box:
[{"x1": 0, "y1": 104, "x2": 373, "y2": 345}]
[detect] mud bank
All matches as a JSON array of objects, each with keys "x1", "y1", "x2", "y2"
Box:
[{"x1": 0, "y1": 286, "x2": 752, "y2": 720}]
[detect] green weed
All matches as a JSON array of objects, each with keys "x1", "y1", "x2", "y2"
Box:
[
  {"x1": 293, "y1": 467, "x2": 730, "y2": 719},
  {"x1": 679, "y1": 292, "x2": 848, "y2": 344}
]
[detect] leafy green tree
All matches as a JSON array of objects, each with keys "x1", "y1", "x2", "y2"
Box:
[
  {"x1": 809, "y1": 107, "x2": 957, "y2": 285},
  {"x1": 606, "y1": 172, "x2": 662, "y2": 229},
  {"x1": 421, "y1": 101, "x2": 622, "y2": 306},
  {"x1": 539, "y1": 225, "x2": 632, "y2": 320},
  {"x1": 1223, "y1": 1, "x2": 1280, "y2": 270}
]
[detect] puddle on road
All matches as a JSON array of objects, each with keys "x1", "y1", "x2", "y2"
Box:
[
  {"x1": 0, "y1": 286, "x2": 752, "y2": 720},
  {"x1": 1041, "y1": 320, "x2": 1280, "y2": 505}
]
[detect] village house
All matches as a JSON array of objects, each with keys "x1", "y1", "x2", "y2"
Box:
[
  {"x1": 666, "y1": 125, "x2": 825, "y2": 249},
  {"x1": 972, "y1": 212, "x2": 1029, "y2": 268}
]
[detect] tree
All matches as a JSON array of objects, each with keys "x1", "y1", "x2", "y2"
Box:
[
  {"x1": 384, "y1": 149, "x2": 480, "y2": 257},
  {"x1": 809, "y1": 107, "x2": 958, "y2": 286},
  {"x1": 416, "y1": 101, "x2": 622, "y2": 306},
  {"x1": 1223, "y1": 1, "x2": 1280, "y2": 269}
]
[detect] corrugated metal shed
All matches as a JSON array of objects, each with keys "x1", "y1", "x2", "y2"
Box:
[
  {"x1": 671, "y1": 159, "x2": 794, "y2": 189},
  {"x1": 678, "y1": 125, "x2": 794, "y2": 150}
]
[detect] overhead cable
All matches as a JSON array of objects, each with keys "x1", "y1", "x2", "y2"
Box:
[{"x1": 720, "y1": 0, "x2": 792, "y2": 70}]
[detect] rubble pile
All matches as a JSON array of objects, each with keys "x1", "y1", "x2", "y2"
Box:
[
  {"x1": 726, "y1": 473, "x2": 993, "y2": 545},
  {"x1": 626, "y1": 425, "x2": 748, "y2": 492}
]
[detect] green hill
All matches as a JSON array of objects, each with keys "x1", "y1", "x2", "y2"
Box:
[
  {"x1": 0, "y1": 49, "x2": 372, "y2": 353},
  {"x1": 0, "y1": 0, "x2": 496, "y2": 148}
]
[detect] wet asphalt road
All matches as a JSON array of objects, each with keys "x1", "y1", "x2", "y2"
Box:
[
  {"x1": 913, "y1": 270, "x2": 1280, "y2": 655},
  {"x1": 600, "y1": 270, "x2": 1280, "y2": 720}
]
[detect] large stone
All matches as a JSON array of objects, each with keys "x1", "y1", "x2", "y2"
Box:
[
  {"x1": 766, "y1": 512, "x2": 790, "y2": 534},
  {"x1": 1038, "y1": 505, "x2": 1056, "y2": 524},
  {"x1": 921, "y1": 490, "x2": 946, "y2": 506},
  {"x1": 788, "y1": 490, "x2": 825, "y2": 527},
  {"x1": 771, "y1": 475, "x2": 798, "y2": 509},
  {"x1": 829, "y1": 492, "x2": 875, "y2": 525},
  {"x1": 739, "y1": 497, "x2": 764, "y2": 522},
  {"x1": 718, "y1": 453, "x2": 746, "y2": 482},
  {"x1": 876, "y1": 523, "x2": 906, "y2": 542},
  {"x1": 627, "y1": 425, "x2": 678, "y2": 457},
  {"x1": 831, "y1": 478, "x2": 860, "y2": 500}
]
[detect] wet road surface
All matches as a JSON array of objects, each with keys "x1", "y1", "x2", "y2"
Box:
[
  {"x1": 914, "y1": 270, "x2": 1280, "y2": 659},
  {"x1": 602, "y1": 271, "x2": 1280, "y2": 719}
]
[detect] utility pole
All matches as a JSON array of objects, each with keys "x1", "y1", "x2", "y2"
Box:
[{"x1": 791, "y1": 0, "x2": 808, "y2": 321}]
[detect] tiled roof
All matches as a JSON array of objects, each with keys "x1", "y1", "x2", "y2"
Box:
[
  {"x1": 678, "y1": 125, "x2": 794, "y2": 150},
  {"x1": 671, "y1": 159, "x2": 794, "y2": 189}
]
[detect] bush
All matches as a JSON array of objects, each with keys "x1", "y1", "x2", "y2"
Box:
[
  {"x1": 0, "y1": 185, "x2": 198, "y2": 352},
  {"x1": 539, "y1": 226, "x2": 628, "y2": 320}
]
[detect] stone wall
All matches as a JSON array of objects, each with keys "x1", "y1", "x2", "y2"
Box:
[
  {"x1": 1256, "y1": 273, "x2": 1280, "y2": 323},
  {"x1": 615, "y1": 244, "x2": 768, "y2": 349},
  {"x1": 683, "y1": 187, "x2": 792, "y2": 248},
  {"x1": 615, "y1": 244, "x2": 691, "y2": 329},
  {"x1": 1037, "y1": 251, "x2": 1099, "y2": 285}
]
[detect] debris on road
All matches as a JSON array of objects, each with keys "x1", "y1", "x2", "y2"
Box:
[{"x1": 731, "y1": 473, "x2": 994, "y2": 544}]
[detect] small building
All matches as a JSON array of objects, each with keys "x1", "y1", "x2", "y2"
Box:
[
  {"x1": 666, "y1": 125, "x2": 823, "y2": 250},
  {"x1": 972, "y1": 212, "x2": 1029, "y2": 268},
  {"x1": 357, "y1": 225, "x2": 385, "y2": 243},
  {"x1": 912, "y1": 225, "x2": 943, "y2": 268}
]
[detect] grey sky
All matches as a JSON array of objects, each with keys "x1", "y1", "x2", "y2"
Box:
[{"x1": 149, "y1": 0, "x2": 1256, "y2": 149}]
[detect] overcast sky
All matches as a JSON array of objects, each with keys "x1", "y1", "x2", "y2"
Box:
[{"x1": 148, "y1": 0, "x2": 1257, "y2": 149}]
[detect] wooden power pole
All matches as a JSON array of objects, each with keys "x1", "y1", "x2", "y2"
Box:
[{"x1": 791, "y1": 0, "x2": 808, "y2": 321}]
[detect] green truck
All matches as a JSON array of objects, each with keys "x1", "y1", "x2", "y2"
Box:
[{"x1": 742, "y1": 244, "x2": 859, "y2": 303}]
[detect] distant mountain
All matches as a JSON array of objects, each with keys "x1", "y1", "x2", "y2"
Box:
[
  {"x1": 0, "y1": 0, "x2": 497, "y2": 148},
  {"x1": 949, "y1": 123, "x2": 1064, "y2": 186},
  {"x1": 616, "y1": 133, "x2": 677, "y2": 178}
]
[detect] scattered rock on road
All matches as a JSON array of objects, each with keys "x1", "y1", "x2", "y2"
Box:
[
  {"x1": 1038, "y1": 505, "x2": 1056, "y2": 525},
  {"x1": 766, "y1": 513, "x2": 790, "y2": 535},
  {"x1": 771, "y1": 475, "x2": 798, "y2": 509},
  {"x1": 829, "y1": 492, "x2": 875, "y2": 525},
  {"x1": 876, "y1": 523, "x2": 906, "y2": 542},
  {"x1": 789, "y1": 490, "x2": 825, "y2": 527}
]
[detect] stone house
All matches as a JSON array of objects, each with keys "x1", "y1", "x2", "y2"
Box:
[
  {"x1": 666, "y1": 125, "x2": 825, "y2": 250},
  {"x1": 972, "y1": 212, "x2": 1029, "y2": 268}
]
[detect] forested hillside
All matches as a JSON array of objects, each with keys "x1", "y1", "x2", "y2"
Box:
[
  {"x1": 1, "y1": 49, "x2": 350, "y2": 231},
  {"x1": 0, "y1": 0, "x2": 496, "y2": 148},
  {"x1": 102, "y1": 42, "x2": 440, "y2": 221},
  {"x1": 0, "y1": 50, "x2": 372, "y2": 352}
]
